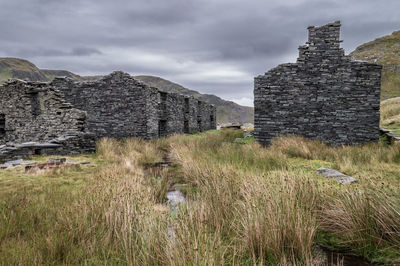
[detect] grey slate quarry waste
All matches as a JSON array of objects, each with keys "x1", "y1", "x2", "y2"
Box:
[
  {"x1": 254, "y1": 21, "x2": 382, "y2": 146},
  {"x1": 316, "y1": 168, "x2": 357, "y2": 184},
  {"x1": 0, "y1": 72, "x2": 216, "y2": 162}
]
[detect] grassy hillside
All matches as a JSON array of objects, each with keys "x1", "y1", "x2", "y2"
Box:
[
  {"x1": 381, "y1": 97, "x2": 400, "y2": 136},
  {"x1": 0, "y1": 58, "x2": 86, "y2": 84},
  {"x1": 0, "y1": 57, "x2": 48, "y2": 83},
  {"x1": 135, "y1": 75, "x2": 254, "y2": 124},
  {"x1": 1, "y1": 131, "x2": 399, "y2": 264},
  {"x1": 350, "y1": 30, "x2": 400, "y2": 100}
]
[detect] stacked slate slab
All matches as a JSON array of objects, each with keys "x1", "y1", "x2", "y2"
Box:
[
  {"x1": 0, "y1": 71, "x2": 216, "y2": 161},
  {"x1": 254, "y1": 21, "x2": 382, "y2": 146}
]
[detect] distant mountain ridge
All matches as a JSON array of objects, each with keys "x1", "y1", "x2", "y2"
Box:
[
  {"x1": 350, "y1": 30, "x2": 400, "y2": 99},
  {"x1": 0, "y1": 57, "x2": 253, "y2": 124}
]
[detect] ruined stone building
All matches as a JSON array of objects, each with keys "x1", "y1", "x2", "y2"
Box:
[
  {"x1": 254, "y1": 21, "x2": 382, "y2": 146},
  {"x1": 52, "y1": 72, "x2": 216, "y2": 138},
  {"x1": 0, "y1": 79, "x2": 96, "y2": 159},
  {"x1": 0, "y1": 72, "x2": 216, "y2": 161}
]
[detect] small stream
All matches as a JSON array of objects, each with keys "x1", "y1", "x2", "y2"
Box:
[
  {"x1": 166, "y1": 189, "x2": 186, "y2": 240},
  {"x1": 325, "y1": 250, "x2": 373, "y2": 266},
  {"x1": 166, "y1": 189, "x2": 186, "y2": 212}
]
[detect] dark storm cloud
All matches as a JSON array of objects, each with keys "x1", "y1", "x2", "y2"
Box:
[{"x1": 0, "y1": 0, "x2": 399, "y2": 106}]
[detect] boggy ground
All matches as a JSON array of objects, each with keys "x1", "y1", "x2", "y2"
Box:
[{"x1": 0, "y1": 130, "x2": 400, "y2": 265}]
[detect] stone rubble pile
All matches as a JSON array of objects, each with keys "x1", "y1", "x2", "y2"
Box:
[{"x1": 0, "y1": 157, "x2": 91, "y2": 170}]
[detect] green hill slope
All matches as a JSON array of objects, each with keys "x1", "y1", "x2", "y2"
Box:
[
  {"x1": 0, "y1": 57, "x2": 48, "y2": 83},
  {"x1": 350, "y1": 30, "x2": 400, "y2": 99},
  {"x1": 0, "y1": 58, "x2": 85, "y2": 83},
  {"x1": 0, "y1": 57, "x2": 253, "y2": 124},
  {"x1": 135, "y1": 75, "x2": 254, "y2": 124},
  {"x1": 381, "y1": 97, "x2": 400, "y2": 136}
]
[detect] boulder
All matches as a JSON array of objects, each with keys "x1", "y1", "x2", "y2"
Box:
[{"x1": 316, "y1": 168, "x2": 356, "y2": 184}]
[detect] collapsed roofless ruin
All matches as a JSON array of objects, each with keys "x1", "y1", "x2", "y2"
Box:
[
  {"x1": 254, "y1": 21, "x2": 382, "y2": 146},
  {"x1": 0, "y1": 72, "x2": 216, "y2": 161}
]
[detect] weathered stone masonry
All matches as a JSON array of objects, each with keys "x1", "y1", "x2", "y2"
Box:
[
  {"x1": 53, "y1": 72, "x2": 216, "y2": 139},
  {"x1": 52, "y1": 72, "x2": 161, "y2": 139},
  {"x1": 0, "y1": 79, "x2": 96, "y2": 160},
  {"x1": 0, "y1": 71, "x2": 216, "y2": 161},
  {"x1": 254, "y1": 21, "x2": 382, "y2": 146}
]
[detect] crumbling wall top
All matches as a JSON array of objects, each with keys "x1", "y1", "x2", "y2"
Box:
[
  {"x1": 297, "y1": 21, "x2": 345, "y2": 63},
  {"x1": 307, "y1": 20, "x2": 341, "y2": 49}
]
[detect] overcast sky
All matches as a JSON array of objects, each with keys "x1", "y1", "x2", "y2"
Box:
[{"x1": 0, "y1": 0, "x2": 399, "y2": 106}]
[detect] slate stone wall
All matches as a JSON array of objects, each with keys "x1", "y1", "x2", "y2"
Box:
[
  {"x1": 0, "y1": 80, "x2": 94, "y2": 152},
  {"x1": 52, "y1": 72, "x2": 158, "y2": 139},
  {"x1": 197, "y1": 101, "x2": 217, "y2": 131},
  {"x1": 0, "y1": 71, "x2": 216, "y2": 161},
  {"x1": 208, "y1": 105, "x2": 217, "y2": 130},
  {"x1": 146, "y1": 86, "x2": 161, "y2": 139},
  {"x1": 184, "y1": 96, "x2": 199, "y2": 134},
  {"x1": 52, "y1": 71, "x2": 216, "y2": 139},
  {"x1": 159, "y1": 92, "x2": 185, "y2": 136},
  {"x1": 254, "y1": 21, "x2": 382, "y2": 146}
]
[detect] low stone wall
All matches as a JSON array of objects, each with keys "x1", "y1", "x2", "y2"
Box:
[
  {"x1": 254, "y1": 21, "x2": 381, "y2": 146},
  {"x1": 0, "y1": 133, "x2": 96, "y2": 163}
]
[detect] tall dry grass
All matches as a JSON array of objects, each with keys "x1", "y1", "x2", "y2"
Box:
[
  {"x1": 0, "y1": 138, "x2": 169, "y2": 265},
  {"x1": 320, "y1": 191, "x2": 400, "y2": 251},
  {"x1": 381, "y1": 96, "x2": 400, "y2": 127},
  {"x1": 168, "y1": 131, "x2": 322, "y2": 264},
  {"x1": 168, "y1": 131, "x2": 400, "y2": 264},
  {"x1": 269, "y1": 135, "x2": 400, "y2": 176}
]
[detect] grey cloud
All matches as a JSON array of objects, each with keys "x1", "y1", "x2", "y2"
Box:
[
  {"x1": 71, "y1": 47, "x2": 102, "y2": 56},
  {"x1": 15, "y1": 48, "x2": 68, "y2": 57}
]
